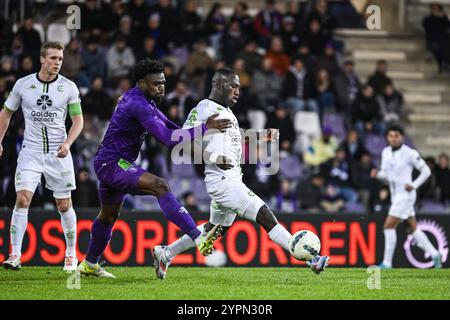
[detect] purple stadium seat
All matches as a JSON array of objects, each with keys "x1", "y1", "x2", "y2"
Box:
[
  {"x1": 322, "y1": 113, "x2": 346, "y2": 142},
  {"x1": 279, "y1": 155, "x2": 302, "y2": 180},
  {"x1": 170, "y1": 162, "x2": 197, "y2": 179},
  {"x1": 344, "y1": 202, "x2": 366, "y2": 213},
  {"x1": 420, "y1": 200, "x2": 446, "y2": 214},
  {"x1": 365, "y1": 134, "x2": 387, "y2": 158}
]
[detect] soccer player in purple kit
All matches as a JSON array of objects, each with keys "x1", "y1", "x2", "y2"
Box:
[{"x1": 77, "y1": 60, "x2": 231, "y2": 278}]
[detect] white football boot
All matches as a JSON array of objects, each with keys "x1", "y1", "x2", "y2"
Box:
[
  {"x1": 153, "y1": 245, "x2": 172, "y2": 280},
  {"x1": 2, "y1": 254, "x2": 21, "y2": 270},
  {"x1": 63, "y1": 255, "x2": 78, "y2": 272}
]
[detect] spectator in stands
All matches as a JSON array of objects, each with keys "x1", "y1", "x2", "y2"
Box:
[
  {"x1": 423, "y1": 3, "x2": 450, "y2": 73},
  {"x1": 351, "y1": 151, "x2": 375, "y2": 209},
  {"x1": 418, "y1": 156, "x2": 438, "y2": 201},
  {"x1": 164, "y1": 79, "x2": 197, "y2": 122},
  {"x1": 128, "y1": 0, "x2": 151, "y2": 34},
  {"x1": 436, "y1": 153, "x2": 450, "y2": 203},
  {"x1": 266, "y1": 104, "x2": 296, "y2": 147},
  {"x1": 299, "y1": 173, "x2": 325, "y2": 212},
  {"x1": 82, "y1": 77, "x2": 114, "y2": 133},
  {"x1": 163, "y1": 62, "x2": 177, "y2": 94},
  {"x1": 113, "y1": 15, "x2": 142, "y2": 54},
  {"x1": 81, "y1": 0, "x2": 103, "y2": 33},
  {"x1": 72, "y1": 168, "x2": 99, "y2": 208},
  {"x1": 351, "y1": 84, "x2": 384, "y2": 137},
  {"x1": 321, "y1": 183, "x2": 345, "y2": 212},
  {"x1": 280, "y1": 16, "x2": 301, "y2": 56},
  {"x1": 253, "y1": 0, "x2": 283, "y2": 46},
  {"x1": 265, "y1": 36, "x2": 291, "y2": 76},
  {"x1": 102, "y1": 0, "x2": 127, "y2": 33},
  {"x1": 282, "y1": 56, "x2": 318, "y2": 113},
  {"x1": 377, "y1": 83, "x2": 408, "y2": 126},
  {"x1": 61, "y1": 38, "x2": 87, "y2": 87},
  {"x1": 301, "y1": 18, "x2": 326, "y2": 57},
  {"x1": 222, "y1": 19, "x2": 247, "y2": 65},
  {"x1": 204, "y1": 2, "x2": 227, "y2": 53},
  {"x1": 252, "y1": 57, "x2": 282, "y2": 112},
  {"x1": 179, "y1": 0, "x2": 203, "y2": 48},
  {"x1": 316, "y1": 42, "x2": 340, "y2": 78},
  {"x1": 295, "y1": 44, "x2": 319, "y2": 75},
  {"x1": 284, "y1": 0, "x2": 302, "y2": 35},
  {"x1": 237, "y1": 40, "x2": 263, "y2": 75},
  {"x1": 106, "y1": 35, "x2": 136, "y2": 82},
  {"x1": 143, "y1": 14, "x2": 163, "y2": 49},
  {"x1": 10, "y1": 35, "x2": 25, "y2": 71},
  {"x1": 304, "y1": 126, "x2": 338, "y2": 167},
  {"x1": 151, "y1": 0, "x2": 179, "y2": 49},
  {"x1": 271, "y1": 179, "x2": 297, "y2": 212},
  {"x1": 334, "y1": 60, "x2": 361, "y2": 115},
  {"x1": 312, "y1": 68, "x2": 336, "y2": 113},
  {"x1": 0, "y1": 55, "x2": 16, "y2": 88},
  {"x1": 135, "y1": 36, "x2": 164, "y2": 62},
  {"x1": 307, "y1": 0, "x2": 336, "y2": 38},
  {"x1": 81, "y1": 37, "x2": 107, "y2": 82},
  {"x1": 182, "y1": 191, "x2": 199, "y2": 212},
  {"x1": 17, "y1": 55, "x2": 35, "y2": 79},
  {"x1": 321, "y1": 147, "x2": 358, "y2": 204},
  {"x1": 371, "y1": 185, "x2": 391, "y2": 213},
  {"x1": 339, "y1": 129, "x2": 366, "y2": 163},
  {"x1": 233, "y1": 58, "x2": 251, "y2": 91},
  {"x1": 367, "y1": 60, "x2": 393, "y2": 95},
  {"x1": 185, "y1": 39, "x2": 214, "y2": 97},
  {"x1": 16, "y1": 17, "x2": 41, "y2": 63},
  {"x1": 231, "y1": 2, "x2": 254, "y2": 36}
]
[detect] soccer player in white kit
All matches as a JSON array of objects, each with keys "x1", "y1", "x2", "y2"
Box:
[
  {"x1": 371, "y1": 125, "x2": 442, "y2": 268},
  {"x1": 152, "y1": 68, "x2": 330, "y2": 279},
  {"x1": 0, "y1": 42, "x2": 84, "y2": 271}
]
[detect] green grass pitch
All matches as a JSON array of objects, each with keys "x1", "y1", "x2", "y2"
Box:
[{"x1": 1, "y1": 267, "x2": 449, "y2": 300}]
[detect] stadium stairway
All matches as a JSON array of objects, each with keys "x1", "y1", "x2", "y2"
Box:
[{"x1": 335, "y1": 29, "x2": 450, "y2": 158}]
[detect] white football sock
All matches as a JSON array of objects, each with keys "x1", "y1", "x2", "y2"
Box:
[
  {"x1": 59, "y1": 207, "x2": 77, "y2": 257},
  {"x1": 165, "y1": 224, "x2": 205, "y2": 260},
  {"x1": 268, "y1": 224, "x2": 292, "y2": 252},
  {"x1": 382, "y1": 229, "x2": 397, "y2": 267},
  {"x1": 412, "y1": 229, "x2": 439, "y2": 258},
  {"x1": 10, "y1": 207, "x2": 29, "y2": 258}
]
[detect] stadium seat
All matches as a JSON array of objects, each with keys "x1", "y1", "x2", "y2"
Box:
[
  {"x1": 293, "y1": 111, "x2": 321, "y2": 153},
  {"x1": 322, "y1": 112, "x2": 346, "y2": 142},
  {"x1": 247, "y1": 110, "x2": 266, "y2": 130},
  {"x1": 365, "y1": 133, "x2": 387, "y2": 158},
  {"x1": 46, "y1": 23, "x2": 71, "y2": 45},
  {"x1": 279, "y1": 154, "x2": 302, "y2": 180}
]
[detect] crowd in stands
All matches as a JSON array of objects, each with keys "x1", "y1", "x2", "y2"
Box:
[{"x1": 0, "y1": 0, "x2": 449, "y2": 214}]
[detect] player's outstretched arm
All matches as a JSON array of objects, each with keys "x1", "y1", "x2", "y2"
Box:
[
  {"x1": 0, "y1": 107, "x2": 14, "y2": 158},
  {"x1": 57, "y1": 114, "x2": 83, "y2": 158}
]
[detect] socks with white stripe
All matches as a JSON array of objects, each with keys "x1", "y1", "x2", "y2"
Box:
[
  {"x1": 412, "y1": 229, "x2": 439, "y2": 258},
  {"x1": 382, "y1": 229, "x2": 397, "y2": 267},
  {"x1": 268, "y1": 224, "x2": 292, "y2": 252},
  {"x1": 59, "y1": 207, "x2": 77, "y2": 257}
]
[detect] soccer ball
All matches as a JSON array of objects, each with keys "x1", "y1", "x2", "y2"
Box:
[
  {"x1": 205, "y1": 250, "x2": 227, "y2": 267},
  {"x1": 288, "y1": 230, "x2": 321, "y2": 261}
]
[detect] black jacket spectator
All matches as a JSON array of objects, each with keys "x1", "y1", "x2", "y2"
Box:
[
  {"x1": 266, "y1": 105, "x2": 296, "y2": 146},
  {"x1": 334, "y1": 61, "x2": 361, "y2": 114},
  {"x1": 367, "y1": 60, "x2": 393, "y2": 95},
  {"x1": 351, "y1": 86, "x2": 382, "y2": 124},
  {"x1": 299, "y1": 174, "x2": 324, "y2": 211},
  {"x1": 436, "y1": 153, "x2": 450, "y2": 202}
]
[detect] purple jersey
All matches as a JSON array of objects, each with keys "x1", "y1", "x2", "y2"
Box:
[{"x1": 95, "y1": 87, "x2": 206, "y2": 162}]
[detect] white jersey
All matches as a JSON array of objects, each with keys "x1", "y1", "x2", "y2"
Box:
[
  {"x1": 4, "y1": 73, "x2": 81, "y2": 153},
  {"x1": 183, "y1": 99, "x2": 243, "y2": 181},
  {"x1": 378, "y1": 144, "x2": 430, "y2": 199}
]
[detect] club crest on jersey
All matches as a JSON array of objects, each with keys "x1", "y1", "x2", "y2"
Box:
[
  {"x1": 37, "y1": 95, "x2": 53, "y2": 110},
  {"x1": 57, "y1": 85, "x2": 64, "y2": 92},
  {"x1": 29, "y1": 84, "x2": 36, "y2": 89}
]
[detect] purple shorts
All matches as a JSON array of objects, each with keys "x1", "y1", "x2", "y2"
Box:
[{"x1": 94, "y1": 158, "x2": 147, "y2": 205}]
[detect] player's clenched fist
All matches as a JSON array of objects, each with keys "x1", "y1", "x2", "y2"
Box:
[
  {"x1": 206, "y1": 114, "x2": 232, "y2": 132},
  {"x1": 56, "y1": 142, "x2": 71, "y2": 158}
]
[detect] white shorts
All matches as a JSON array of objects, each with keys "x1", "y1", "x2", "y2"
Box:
[
  {"x1": 388, "y1": 192, "x2": 416, "y2": 220},
  {"x1": 14, "y1": 148, "x2": 76, "y2": 199},
  {"x1": 205, "y1": 176, "x2": 266, "y2": 227}
]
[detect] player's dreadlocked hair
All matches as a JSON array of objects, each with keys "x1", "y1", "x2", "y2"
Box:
[{"x1": 133, "y1": 59, "x2": 164, "y2": 82}]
